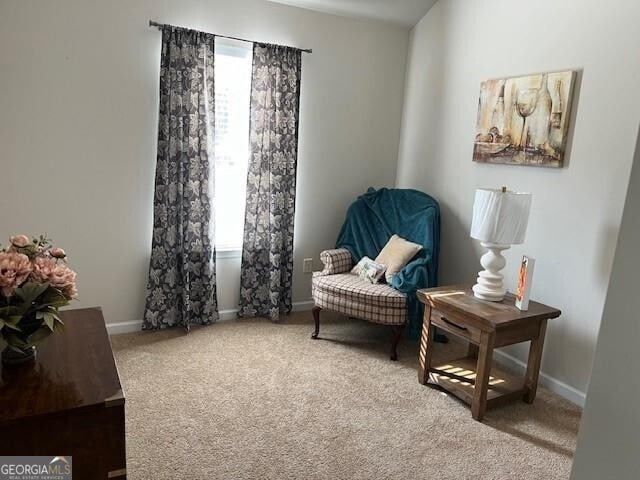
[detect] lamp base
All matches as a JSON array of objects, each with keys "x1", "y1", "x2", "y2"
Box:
[{"x1": 472, "y1": 242, "x2": 510, "y2": 302}]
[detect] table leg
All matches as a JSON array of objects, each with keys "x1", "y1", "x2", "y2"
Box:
[
  {"x1": 468, "y1": 343, "x2": 479, "y2": 359},
  {"x1": 471, "y1": 331, "x2": 495, "y2": 421},
  {"x1": 418, "y1": 307, "x2": 435, "y2": 385},
  {"x1": 523, "y1": 319, "x2": 548, "y2": 403}
]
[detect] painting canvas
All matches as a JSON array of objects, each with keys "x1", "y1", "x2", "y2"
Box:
[{"x1": 473, "y1": 70, "x2": 576, "y2": 168}]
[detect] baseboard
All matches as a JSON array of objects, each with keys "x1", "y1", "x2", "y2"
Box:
[
  {"x1": 493, "y1": 348, "x2": 586, "y2": 407},
  {"x1": 106, "y1": 300, "x2": 315, "y2": 336},
  {"x1": 106, "y1": 320, "x2": 144, "y2": 335},
  {"x1": 292, "y1": 300, "x2": 314, "y2": 311}
]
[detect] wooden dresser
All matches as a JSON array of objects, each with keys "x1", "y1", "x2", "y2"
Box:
[{"x1": 0, "y1": 307, "x2": 127, "y2": 479}]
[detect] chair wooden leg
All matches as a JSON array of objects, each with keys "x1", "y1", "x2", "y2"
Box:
[
  {"x1": 390, "y1": 324, "x2": 405, "y2": 361},
  {"x1": 311, "y1": 306, "x2": 321, "y2": 339}
]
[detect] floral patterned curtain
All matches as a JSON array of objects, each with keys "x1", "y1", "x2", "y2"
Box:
[
  {"x1": 143, "y1": 26, "x2": 219, "y2": 330},
  {"x1": 238, "y1": 43, "x2": 302, "y2": 320}
]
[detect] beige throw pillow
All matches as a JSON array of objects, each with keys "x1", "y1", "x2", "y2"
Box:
[{"x1": 375, "y1": 234, "x2": 422, "y2": 283}]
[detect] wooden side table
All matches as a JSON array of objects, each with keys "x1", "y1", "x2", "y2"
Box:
[
  {"x1": 0, "y1": 308, "x2": 127, "y2": 479},
  {"x1": 417, "y1": 285, "x2": 561, "y2": 421}
]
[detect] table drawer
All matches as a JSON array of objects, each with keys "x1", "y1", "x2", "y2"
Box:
[{"x1": 430, "y1": 308, "x2": 481, "y2": 343}]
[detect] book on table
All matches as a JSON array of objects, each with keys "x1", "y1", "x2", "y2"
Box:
[{"x1": 515, "y1": 255, "x2": 535, "y2": 311}]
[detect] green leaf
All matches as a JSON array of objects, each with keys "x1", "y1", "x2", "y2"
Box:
[
  {"x1": 38, "y1": 287, "x2": 71, "y2": 309},
  {"x1": 4, "y1": 315, "x2": 23, "y2": 331},
  {"x1": 0, "y1": 318, "x2": 5, "y2": 330},
  {"x1": 27, "y1": 326, "x2": 53, "y2": 345},
  {"x1": 0, "y1": 306, "x2": 18, "y2": 316},
  {"x1": 3, "y1": 322, "x2": 22, "y2": 332},
  {"x1": 4, "y1": 333, "x2": 28, "y2": 349},
  {"x1": 42, "y1": 308, "x2": 62, "y2": 321},
  {"x1": 43, "y1": 312, "x2": 55, "y2": 331},
  {"x1": 15, "y1": 282, "x2": 50, "y2": 306},
  {"x1": 39, "y1": 299, "x2": 70, "y2": 309},
  {"x1": 14, "y1": 302, "x2": 30, "y2": 316}
]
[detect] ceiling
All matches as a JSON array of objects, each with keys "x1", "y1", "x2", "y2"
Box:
[{"x1": 266, "y1": 0, "x2": 437, "y2": 27}]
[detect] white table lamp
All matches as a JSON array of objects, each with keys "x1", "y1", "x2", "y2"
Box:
[{"x1": 470, "y1": 187, "x2": 532, "y2": 301}]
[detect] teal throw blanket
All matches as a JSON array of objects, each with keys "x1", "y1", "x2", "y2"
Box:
[{"x1": 335, "y1": 187, "x2": 440, "y2": 338}]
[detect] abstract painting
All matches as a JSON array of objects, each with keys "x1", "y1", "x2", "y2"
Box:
[{"x1": 473, "y1": 70, "x2": 576, "y2": 167}]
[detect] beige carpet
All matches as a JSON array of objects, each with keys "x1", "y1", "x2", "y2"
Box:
[{"x1": 111, "y1": 311, "x2": 581, "y2": 480}]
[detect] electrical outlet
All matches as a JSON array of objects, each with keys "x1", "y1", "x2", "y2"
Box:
[{"x1": 302, "y1": 258, "x2": 313, "y2": 274}]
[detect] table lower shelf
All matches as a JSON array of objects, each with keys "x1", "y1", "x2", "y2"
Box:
[{"x1": 428, "y1": 356, "x2": 526, "y2": 407}]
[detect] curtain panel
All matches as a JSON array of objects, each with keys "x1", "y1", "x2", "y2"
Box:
[
  {"x1": 143, "y1": 26, "x2": 219, "y2": 330},
  {"x1": 238, "y1": 43, "x2": 303, "y2": 320}
]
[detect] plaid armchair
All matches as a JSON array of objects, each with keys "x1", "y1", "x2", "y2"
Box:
[
  {"x1": 310, "y1": 188, "x2": 440, "y2": 361},
  {"x1": 311, "y1": 249, "x2": 409, "y2": 360}
]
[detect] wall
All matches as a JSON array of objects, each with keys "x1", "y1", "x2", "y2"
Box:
[
  {"x1": 396, "y1": 0, "x2": 640, "y2": 399},
  {"x1": 0, "y1": 0, "x2": 408, "y2": 325},
  {"x1": 570, "y1": 128, "x2": 640, "y2": 478}
]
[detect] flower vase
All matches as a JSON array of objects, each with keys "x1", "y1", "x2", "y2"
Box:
[{"x1": 1, "y1": 311, "x2": 49, "y2": 367}]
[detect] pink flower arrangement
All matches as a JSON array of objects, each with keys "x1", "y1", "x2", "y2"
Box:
[
  {"x1": 0, "y1": 234, "x2": 78, "y2": 352},
  {"x1": 0, "y1": 235, "x2": 78, "y2": 298}
]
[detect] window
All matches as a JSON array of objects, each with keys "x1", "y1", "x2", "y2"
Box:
[{"x1": 214, "y1": 40, "x2": 252, "y2": 250}]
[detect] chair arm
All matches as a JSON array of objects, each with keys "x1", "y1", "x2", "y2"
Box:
[{"x1": 317, "y1": 248, "x2": 353, "y2": 275}]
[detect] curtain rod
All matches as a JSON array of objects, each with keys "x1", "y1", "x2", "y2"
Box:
[{"x1": 148, "y1": 20, "x2": 312, "y2": 54}]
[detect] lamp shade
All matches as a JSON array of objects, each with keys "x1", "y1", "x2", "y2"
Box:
[{"x1": 470, "y1": 188, "x2": 532, "y2": 245}]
